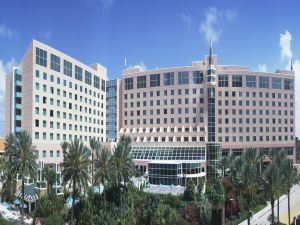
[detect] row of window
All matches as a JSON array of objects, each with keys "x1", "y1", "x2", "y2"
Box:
[
  {"x1": 218, "y1": 74, "x2": 293, "y2": 90},
  {"x1": 34, "y1": 96, "x2": 104, "y2": 119},
  {"x1": 123, "y1": 88, "x2": 293, "y2": 100},
  {"x1": 218, "y1": 135, "x2": 294, "y2": 142},
  {"x1": 34, "y1": 132, "x2": 104, "y2": 142},
  {"x1": 124, "y1": 117, "x2": 294, "y2": 126},
  {"x1": 35, "y1": 119, "x2": 103, "y2": 131},
  {"x1": 125, "y1": 71, "x2": 204, "y2": 90},
  {"x1": 35, "y1": 85, "x2": 105, "y2": 111},
  {"x1": 36, "y1": 48, "x2": 106, "y2": 90},
  {"x1": 218, "y1": 126, "x2": 293, "y2": 133}
]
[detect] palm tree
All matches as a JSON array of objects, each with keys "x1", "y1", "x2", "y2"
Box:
[
  {"x1": 261, "y1": 161, "x2": 282, "y2": 225},
  {"x1": 235, "y1": 157, "x2": 259, "y2": 225},
  {"x1": 62, "y1": 139, "x2": 91, "y2": 225},
  {"x1": 10, "y1": 131, "x2": 37, "y2": 224},
  {"x1": 94, "y1": 147, "x2": 111, "y2": 202},
  {"x1": 89, "y1": 138, "x2": 101, "y2": 184},
  {"x1": 111, "y1": 135, "x2": 134, "y2": 189},
  {"x1": 218, "y1": 155, "x2": 231, "y2": 177},
  {"x1": 1, "y1": 134, "x2": 16, "y2": 202},
  {"x1": 206, "y1": 178, "x2": 226, "y2": 225},
  {"x1": 282, "y1": 159, "x2": 300, "y2": 225},
  {"x1": 270, "y1": 149, "x2": 286, "y2": 225},
  {"x1": 43, "y1": 166, "x2": 57, "y2": 195}
]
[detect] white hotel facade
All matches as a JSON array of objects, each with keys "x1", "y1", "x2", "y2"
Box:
[{"x1": 6, "y1": 40, "x2": 107, "y2": 164}]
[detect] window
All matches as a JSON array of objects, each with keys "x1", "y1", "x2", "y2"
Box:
[
  {"x1": 125, "y1": 77, "x2": 133, "y2": 90},
  {"x1": 36, "y1": 47, "x2": 47, "y2": 67},
  {"x1": 137, "y1": 76, "x2": 146, "y2": 89},
  {"x1": 94, "y1": 76, "x2": 100, "y2": 89},
  {"x1": 284, "y1": 79, "x2": 293, "y2": 90},
  {"x1": 150, "y1": 74, "x2": 160, "y2": 87},
  {"x1": 164, "y1": 72, "x2": 174, "y2": 86},
  {"x1": 64, "y1": 60, "x2": 72, "y2": 77},
  {"x1": 85, "y1": 71, "x2": 92, "y2": 85},
  {"x1": 246, "y1": 75, "x2": 256, "y2": 88},
  {"x1": 259, "y1": 76, "x2": 269, "y2": 88},
  {"x1": 101, "y1": 79, "x2": 105, "y2": 91},
  {"x1": 75, "y1": 65, "x2": 82, "y2": 81},
  {"x1": 50, "y1": 54, "x2": 60, "y2": 72},
  {"x1": 232, "y1": 75, "x2": 242, "y2": 87},
  {"x1": 43, "y1": 150, "x2": 46, "y2": 158},
  {"x1": 270, "y1": 77, "x2": 281, "y2": 89},
  {"x1": 178, "y1": 71, "x2": 189, "y2": 85},
  {"x1": 218, "y1": 74, "x2": 228, "y2": 87},
  {"x1": 192, "y1": 71, "x2": 203, "y2": 84}
]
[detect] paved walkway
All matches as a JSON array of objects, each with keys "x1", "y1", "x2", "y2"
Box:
[{"x1": 239, "y1": 185, "x2": 300, "y2": 225}]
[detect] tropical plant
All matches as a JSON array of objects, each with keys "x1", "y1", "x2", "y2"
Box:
[
  {"x1": 62, "y1": 139, "x2": 91, "y2": 225},
  {"x1": 110, "y1": 135, "x2": 134, "y2": 190},
  {"x1": 94, "y1": 147, "x2": 111, "y2": 202},
  {"x1": 282, "y1": 159, "x2": 300, "y2": 225},
  {"x1": 154, "y1": 203, "x2": 178, "y2": 225},
  {"x1": 261, "y1": 161, "x2": 282, "y2": 225},
  {"x1": 1, "y1": 133, "x2": 16, "y2": 202},
  {"x1": 194, "y1": 195, "x2": 212, "y2": 225},
  {"x1": 89, "y1": 138, "x2": 101, "y2": 184},
  {"x1": 183, "y1": 179, "x2": 196, "y2": 201},
  {"x1": 10, "y1": 131, "x2": 37, "y2": 224},
  {"x1": 206, "y1": 178, "x2": 226, "y2": 225},
  {"x1": 43, "y1": 166, "x2": 57, "y2": 195},
  {"x1": 234, "y1": 152, "x2": 259, "y2": 225}
]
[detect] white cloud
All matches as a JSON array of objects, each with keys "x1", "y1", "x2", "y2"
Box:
[
  {"x1": 279, "y1": 31, "x2": 292, "y2": 63},
  {"x1": 0, "y1": 23, "x2": 18, "y2": 38},
  {"x1": 258, "y1": 64, "x2": 268, "y2": 72},
  {"x1": 100, "y1": 0, "x2": 115, "y2": 10},
  {"x1": 131, "y1": 61, "x2": 147, "y2": 71},
  {"x1": 181, "y1": 13, "x2": 192, "y2": 27},
  {"x1": 199, "y1": 7, "x2": 236, "y2": 43},
  {"x1": 41, "y1": 30, "x2": 52, "y2": 39},
  {"x1": 0, "y1": 58, "x2": 16, "y2": 136}
]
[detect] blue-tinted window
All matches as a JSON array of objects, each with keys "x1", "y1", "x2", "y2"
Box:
[
  {"x1": 164, "y1": 72, "x2": 174, "y2": 86},
  {"x1": 272, "y1": 77, "x2": 281, "y2": 89},
  {"x1": 36, "y1": 47, "x2": 47, "y2": 67},
  {"x1": 150, "y1": 74, "x2": 160, "y2": 87},
  {"x1": 246, "y1": 75, "x2": 256, "y2": 88},
  {"x1": 259, "y1": 76, "x2": 269, "y2": 88},
  {"x1": 50, "y1": 54, "x2": 60, "y2": 72},
  {"x1": 232, "y1": 75, "x2": 243, "y2": 87},
  {"x1": 75, "y1": 65, "x2": 82, "y2": 81},
  {"x1": 63, "y1": 60, "x2": 72, "y2": 77},
  {"x1": 218, "y1": 74, "x2": 228, "y2": 87},
  {"x1": 85, "y1": 71, "x2": 92, "y2": 85},
  {"x1": 192, "y1": 71, "x2": 203, "y2": 84},
  {"x1": 284, "y1": 79, "x2": 293, "y2": 90},
  {"x1": 178, "y1": 71, "x2": 189, "y2": 85}
]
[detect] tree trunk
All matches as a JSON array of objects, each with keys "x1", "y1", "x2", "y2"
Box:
[
  {"x1": 271, "y1": 198, "x2": 275, "y2": 225},
  {"x1": 221, "y1": 204, "x2": 225, "y2": 225},
  {"x1": 21, "y1": 178, "x2": 24, "y2": 224},
  {"x1": 277, "y1": 197, "x2": 280, "y2": 225},
  {"x1": 91, "y1": 151, "x2": 94, "y2": 185},
  {"x1": 288, "y1": 191, "x2": 291, "y2": 225},
  {"x1": 247, "y1": 208, "x2": 251, "y2": 225},
  {"x1": 71, "y1": 179, "x2": 76, "y2": 225}
]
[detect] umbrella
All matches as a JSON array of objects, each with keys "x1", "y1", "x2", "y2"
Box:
[
  {"x1": 2, "y1": 201, "x2": 10, "y2": 208},
  {"x1": 13, "y1": 199, "x2": 21, "y2": 205},
  {"x1": 20, "y1": 203, "x2": 28, "y2": 209}
]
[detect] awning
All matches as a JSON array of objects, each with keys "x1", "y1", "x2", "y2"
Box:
[{"x1": 16, "y1": 184, "x2": 39, "y2": 202}]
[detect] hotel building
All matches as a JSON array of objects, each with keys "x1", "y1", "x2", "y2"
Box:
[
  {"x1": 5, "y1": 40, "x2": 108, "y2": 164},
  {"x1": 120, "y1": 43, "x2": 295, "y2": 185}
]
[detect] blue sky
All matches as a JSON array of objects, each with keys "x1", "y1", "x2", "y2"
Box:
[{"x1": 0, "y1": 0, "x2": 300, "y2": 136}]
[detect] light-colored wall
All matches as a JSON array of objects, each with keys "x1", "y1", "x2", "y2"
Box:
[{"x1": 6, "y1": 40, "x2": 108, "y2": 163}]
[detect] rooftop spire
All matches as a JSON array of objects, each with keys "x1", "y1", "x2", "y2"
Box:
[
  {"x1": 291, "y1": 58, "x2": 293, "y2": 71},
  {"x1": 209, "y1": 37, "x2": 213, "y2": 65}
]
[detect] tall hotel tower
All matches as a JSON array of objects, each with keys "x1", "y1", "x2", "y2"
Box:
[
  {"x1": 6, "y1": 40, "x2": 107, "y2": 164},
  {"x1": 120, "y1": 43, "x2": 295, "y2": 185}
]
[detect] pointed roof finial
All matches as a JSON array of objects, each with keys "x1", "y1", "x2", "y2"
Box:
[
  {"x1": 124, "y1": 57, "x2": 127, "y2": 69},
  {"x1": 209, "y1": 37, "x2": 213, "y2": 65},
  {"x1": 291, "y1": 58, "x2": 293, "y2": 71}
]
